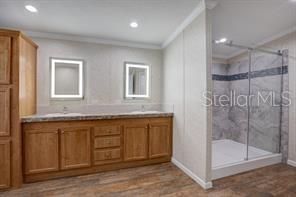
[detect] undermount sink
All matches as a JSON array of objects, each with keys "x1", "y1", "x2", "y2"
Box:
[
  {"x1": 130, "y1": 111, "x2": 160, "y2": 114},
  {"x1": 44, "y1": 113, "x2": 83, "y2": 117}
]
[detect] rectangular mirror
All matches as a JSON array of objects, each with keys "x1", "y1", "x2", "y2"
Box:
[
  {"x1": 50, "y1": 58, "x2": 84, "y2": 99},
  {"x1": 124, "y1": 62, "x2": 150, "y2": 99}
]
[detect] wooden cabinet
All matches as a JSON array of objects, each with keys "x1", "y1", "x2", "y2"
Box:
[
  {"x1": 0, "y1": 140, "x2": 10, "y2": 189},
  {"x1": 24, "y1": 126, "x2": 91, "y2": 175},
  {"x1": 24, "y1": 129, "x2": 59, "y2": 174},
  {"x1": 123, "y1": 122, "x2": 149, "y2": 161},
  {"x1": 149, "y1": 120, "x2": 171, "y2": 158},
  {"x1": 123, "y1": 118, "x2": 172, "y2": 161},
  {"x1": 0, "y1": 87, "x2": 10, "y2": 136},
  {"x1": 0, "y1": 29, "x2": 37, "y2": 190},
  {"x1": 22, "y1": 117, "x2": 172, "y2": 183},
  {"x1": 60, "y1": 127, "x2": 91, "y2": 170},
  {"x1": 0, "y1": 36, "x2": 11, "y2": 84}
]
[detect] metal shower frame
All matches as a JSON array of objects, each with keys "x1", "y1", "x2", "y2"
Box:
[{"x1": 214, "y1": 41, "x2": 284, "y2": 160}]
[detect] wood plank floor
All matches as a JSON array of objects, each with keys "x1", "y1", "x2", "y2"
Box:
[{"x1": 1, "y1": 163, "x2": 295, "y2": 197}]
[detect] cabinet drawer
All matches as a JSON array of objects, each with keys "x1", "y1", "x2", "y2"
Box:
[
  {"x1": 94, "y1": 148, "x2": 121, "y2": 162},
  {"x1": 94, "y1": 136, "x2": 121, "y2": 149},
  {"x1": 94, "y1": 126, "x2": 120, "y2": 136}
]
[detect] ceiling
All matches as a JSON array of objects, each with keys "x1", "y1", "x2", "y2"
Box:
[
  {"x1": 0, "y1": 0, "x2": 200, "y2": 48},
  {"x1": 212, "y1": 0, "x2": 296, "y2": 58},
  {"x1": 0, "y1": 0, "x2": 295, "y2": 56}
]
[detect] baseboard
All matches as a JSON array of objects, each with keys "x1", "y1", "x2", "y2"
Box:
[
  {"x1": 287, "y1": 159, "x2": 296, "y2": 167},
  {"x1": 171, "y1": 157, "x2": 213, "y2": 189}
]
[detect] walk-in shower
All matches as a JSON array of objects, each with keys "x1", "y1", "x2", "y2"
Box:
[{"x1": 211, "y1": 41, "x2": 288, "y2": 179}]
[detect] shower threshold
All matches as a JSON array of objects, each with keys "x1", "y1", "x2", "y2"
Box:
[{"x1": 212, "y1": 139, "x2": 282, "y2": 180}]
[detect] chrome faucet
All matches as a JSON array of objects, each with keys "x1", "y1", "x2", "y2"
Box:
[{"x1": 63, "y1": 106, "x2": 68, "y2": 114}]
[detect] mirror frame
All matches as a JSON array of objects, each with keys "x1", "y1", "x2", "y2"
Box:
[
  {"x1": 124, "y1": 62, "x2": 150, "y2": 99},
  {"x1": 50, "y1": 57, "x2": 84, "y2": 99}
]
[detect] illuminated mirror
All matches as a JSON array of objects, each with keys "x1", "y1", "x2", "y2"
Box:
[
  {"x1": 124, "y1": 62, "x2": 150, "y2": 99},
  {"x1": 50, "y1": 58, "x2": 84, "y2": 99}
]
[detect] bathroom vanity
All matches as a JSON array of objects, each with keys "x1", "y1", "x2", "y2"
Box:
[
  {"x1": 21, "y1": 112, "x2": 173, "y2": 182},
  {"x1": 0, "y1": 28, "x2": 173, "y2": 191}
]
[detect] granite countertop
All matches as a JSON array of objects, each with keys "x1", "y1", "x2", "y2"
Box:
[{"x1": 21, "y1": 111, "x2": 174, "y2": 123}]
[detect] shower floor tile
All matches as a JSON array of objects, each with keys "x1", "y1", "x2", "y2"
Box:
[{"x1": 212, "y1": 139, "x2": 272, "y2": 168}]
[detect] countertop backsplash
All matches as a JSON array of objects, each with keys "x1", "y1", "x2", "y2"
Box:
[{"x1": 36, "y1": 103, "x2": 174, "y2": 115}]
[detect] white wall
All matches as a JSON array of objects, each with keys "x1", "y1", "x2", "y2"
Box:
[
  {"x1": 163, "y1": 1, "x2": 212, "y2": 188},
  {"x1": 32, "y1": 37, "x2": 163, "y2": 112}
]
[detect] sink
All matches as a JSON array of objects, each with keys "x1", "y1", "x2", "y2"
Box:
[
  {"x1": 44, "y1": 113, "x2": 83, "y2": 117},
  {"x1": 130, "y1": 111, "x2": 160, "y2": 114}
]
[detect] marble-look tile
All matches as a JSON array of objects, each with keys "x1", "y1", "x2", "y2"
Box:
[{"x1": 212, "y1": 52, "x2": 289, "y2": 162}]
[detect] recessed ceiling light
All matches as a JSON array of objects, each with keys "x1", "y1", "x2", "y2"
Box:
[
  {"x1": 25, "y1": 5, "x2": 38, "y2": 13},
  {"x1": 130, "y1": 22, "x2": 138, "y2": 28}
]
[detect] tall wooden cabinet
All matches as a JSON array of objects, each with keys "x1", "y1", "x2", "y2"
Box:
[{"x1": 0, "y1": 29, "x2": 37, "y2": 190}]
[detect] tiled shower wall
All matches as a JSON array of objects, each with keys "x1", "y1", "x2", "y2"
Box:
[{"x1": 212, "y1": 50, "x2": 289, "y2": 161}]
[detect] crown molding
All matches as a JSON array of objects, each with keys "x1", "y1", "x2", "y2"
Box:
[
  {"x1": 24, "y1": 30, "x2": 162, "y2": 50},
  {"x1": 161, "y1": 0, "x2": 206, "y2": 48}
]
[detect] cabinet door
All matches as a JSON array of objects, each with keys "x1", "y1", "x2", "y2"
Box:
[
  {"x1": 0, "y1": 36, "x2": 11, "y2": 84},
  {"x1": 60, "y1": 127, "x2": 91, "y2": 170},
  {"x1": 149, "y1": 120, "x2": 171, "y2": 158},
  {"x1": 123, "y1": 123, "x2": 148, "y2": 161},
  {"x1": 24, "y1": 129, "x2": 59, "y2": 174},
  {"x1": 0, "y1": 140, "x2": 10, "y2": 189},
  {"x1": 0, "y1": 87, "x2": 10, "y2": 136}
]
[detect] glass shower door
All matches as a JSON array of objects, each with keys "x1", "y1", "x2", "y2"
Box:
[{"x1": 247, "y1": 50, "x2": 282, "y2": 159}]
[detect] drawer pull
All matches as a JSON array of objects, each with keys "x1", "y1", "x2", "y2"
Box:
[{"x1": 94, "y1": 136, "x2": 120, "y2": 149}]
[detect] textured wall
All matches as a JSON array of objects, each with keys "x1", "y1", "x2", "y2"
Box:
[
  {"x1": 212, "y1": 62, "x2": 233, "y2": 140},
  {"x1": 163, "y1": 5, "x2": 212, "y2": 187},
  {"x1": 32, "y1": 37, "x2": 163, "y2": 112}
]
